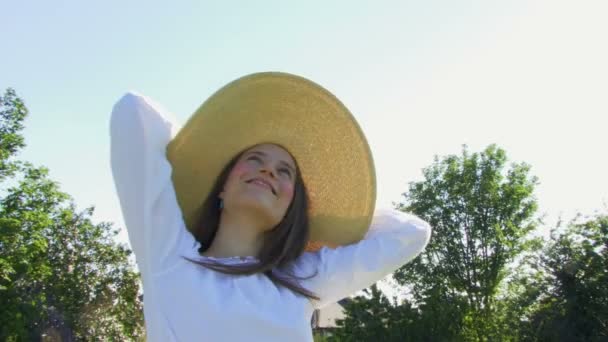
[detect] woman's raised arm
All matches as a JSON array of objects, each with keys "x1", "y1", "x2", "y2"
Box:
[
  {"x1": 295, "y1": 208, "x2": 432, "y2": 309},
  {"x1": 110, "y1": 92, "x2": 195, "y2": 276}
]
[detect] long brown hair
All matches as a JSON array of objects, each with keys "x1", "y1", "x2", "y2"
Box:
[{"x1": 184, "y1": 146, "x2": 319, "y2": 300}]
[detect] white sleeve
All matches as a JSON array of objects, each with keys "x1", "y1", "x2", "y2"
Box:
[
  {"x1": 109, "y1": 92, "x2": 197, "y2": 277},
  {"x1": 294, "y1": 208, "x2": 432, "y2": 309}
]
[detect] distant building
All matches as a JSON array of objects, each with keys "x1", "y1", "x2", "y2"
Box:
[{"x1": 311, "y1": 299, "x2": 351, "y2": 337}]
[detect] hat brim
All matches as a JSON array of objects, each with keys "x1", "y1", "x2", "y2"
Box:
[{"x1": 166, "y1": 72, "x2": 376, "y2": 250}]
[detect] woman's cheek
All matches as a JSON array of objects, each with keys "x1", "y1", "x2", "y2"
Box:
[
  {"x1": 281, "y1": 183, "x2": 295, "y2": 202},
  {"x1": 229, "y1": 162, "x2": 252, "y2": 180}
]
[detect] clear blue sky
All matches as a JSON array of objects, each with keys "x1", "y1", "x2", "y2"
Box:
[{"x1": 2, "y1": 1, "x2": 606, "y2": 246}]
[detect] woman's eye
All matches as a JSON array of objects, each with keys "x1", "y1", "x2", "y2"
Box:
[
  {"x1": 247, "y1": 156, "x2": 262, "y2": 163},
  {"x1": 247, "y1": 155, "x2": 292, "y2": 178}
]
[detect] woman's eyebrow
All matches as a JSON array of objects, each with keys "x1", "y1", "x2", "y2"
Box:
[{"x1": 248, "y1": 150, "x2": 296, "y2": 173}]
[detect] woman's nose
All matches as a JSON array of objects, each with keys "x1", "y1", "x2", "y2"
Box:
[{"x1": 259, "y1": 165, "x2": 276, "y2": 178}]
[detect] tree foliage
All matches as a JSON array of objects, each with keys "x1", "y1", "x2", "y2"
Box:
[
  {"x1": 0, "y1": 88, "x2": 27, "y2": 183},
  {"x1": 330, "y1": 285, "x2": 423, "y2": 341},
  {"x1": 0, "y1": 88, "x2": 144, "y2": 341},
  {"x1": 334, "y1": 145, "x2": 607, "y2": 341},
  {"x1": 395, "y1": 145, "x2": 540, "y2": 340},
  {"x1": 334, "y1": 145, "x2": 550, "y2": 341},
  {"x1": 522, "y1": 214, "x2": 608, "y2": 341}
]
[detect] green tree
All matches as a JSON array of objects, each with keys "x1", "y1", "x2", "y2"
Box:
[
  {"x1": 523, "y1": 214, "x2": 608, "y2": 341},
  {"x1": 334, "y1": 145, "x2": 541, "y2": 341},
  {"x1": 393, "y1": 145, "x2": 540, "y2": 341},
  {"x1": 0, "y1": 88, "x2": 144, "y2": 341},
  {"x1": 0, "y1": 88, "x2": 26, "y2": 183},
  {"x1": 330, "y1": 285, "x2": 423, "y2": 342}
]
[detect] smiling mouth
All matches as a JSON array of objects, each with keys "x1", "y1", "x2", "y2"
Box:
[{"x1": 246, "y1": 179, "x2": 277, "y2": 195}]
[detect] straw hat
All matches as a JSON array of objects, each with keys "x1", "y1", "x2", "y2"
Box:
[{"x1": 166, "y1": 72, "x2": 376, "y2": 251}]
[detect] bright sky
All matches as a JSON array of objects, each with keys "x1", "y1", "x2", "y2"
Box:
[{"x1": 1, "y1": 0, "x2": 606, "y2": 248}]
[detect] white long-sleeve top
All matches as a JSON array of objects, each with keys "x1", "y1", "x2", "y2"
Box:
[{"x1": 109, "y1": 92, "x2": 432, "y2": 342}]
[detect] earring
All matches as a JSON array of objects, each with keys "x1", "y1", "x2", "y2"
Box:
[{"x1": 218, "y1": 198, "x2": 224, "y2": 210}]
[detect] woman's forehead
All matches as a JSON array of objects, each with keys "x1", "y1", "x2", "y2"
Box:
[{"x1": 245, "y1": 144, "x2": 296, "y2": 163}]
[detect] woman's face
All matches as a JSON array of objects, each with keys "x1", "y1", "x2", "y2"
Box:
[{"x1": 219, "y1": 144, "x2": 297, "y2": 230}]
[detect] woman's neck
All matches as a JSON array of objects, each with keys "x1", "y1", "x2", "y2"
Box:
[{"x1": 201, "y1": 210, "x2": 265, "y2": 258}]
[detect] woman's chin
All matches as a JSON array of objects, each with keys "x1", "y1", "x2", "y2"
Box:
[
  {"x1": 231, "y1": 194, "x2": 281, "y2": 227},
  {"x1": 238, "y1": 188, "x2": 275, "y2": 204}
]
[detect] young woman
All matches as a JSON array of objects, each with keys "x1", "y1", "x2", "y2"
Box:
[{"x1": 110, "y1": 72, "x2": 431, "y2": 341}]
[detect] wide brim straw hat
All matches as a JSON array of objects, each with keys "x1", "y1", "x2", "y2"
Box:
[{"x1": 166, "y1": 72, "x2": 376, "y2": 251}]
